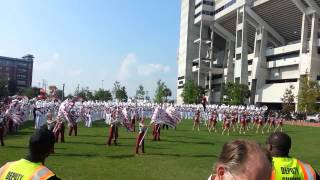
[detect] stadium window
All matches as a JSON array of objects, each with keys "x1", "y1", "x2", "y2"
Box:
[
  {"x1": 265, "y1": 78, "x2": 298, "y2": 84},
  {"x1": 203, "y1": 1, "x2": 214, "y2": 6},
  {"x1": 212, "y1": 74, "x2": 223, "y2": 80},
  {"x1": 195, "y1": 2, "x2": 202, "y2": 9},
  {"x1": 178, "y1": 76, "x2": 185, "y2": 80},
  {"x1": 179, "y1": 81, "x2": 183, "y2": 85},
  {"x1": 236, "y1": 54, "x2": 241, "y2": 60},
  {"x1": 17, "y1": 80, "x2": 26, "y2": 86},
  {"x1": 317, "y1": 75, "x2": 320, "y2": 81},
  {"x1": 194, "y1": 12, "x2": 201, "y2": 18},
  {"x1": 266, "y1": 51, "x2": 299, "y2": 62},
  {"x1": 211, "y1": 84, "x2": 221, "y2": 91},
  {"x1": 248, "y1": 59, "x2": 253, "y2": 65}
]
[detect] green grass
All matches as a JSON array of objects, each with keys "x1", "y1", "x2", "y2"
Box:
[{"x1": 0, "y1": 120, "x2": 319, "y2": 180}]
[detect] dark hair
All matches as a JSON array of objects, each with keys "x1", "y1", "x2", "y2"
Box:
[
  {"x1": 267, "y1": 132, "x2": 291, "y2": 156},
  {"x1": 29, "y1": 128, "x2": 55, "y2": 159}
]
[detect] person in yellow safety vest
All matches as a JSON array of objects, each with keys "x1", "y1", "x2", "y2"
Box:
[
  {"x1": 266, "y1": 132, "x2": 319, "y2": 180},
  {"x1": 0, "y1": 128, "x2": 61, "y2": 180}
]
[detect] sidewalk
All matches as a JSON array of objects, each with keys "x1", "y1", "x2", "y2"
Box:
[{"x1": 284, "y1": 121, "x2": 320, "y2": 127}]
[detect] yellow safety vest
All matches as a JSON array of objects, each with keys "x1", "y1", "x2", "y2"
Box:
[
  {"x1": 0, "y1": 159, "x2": 55, "y2": 180},
  {"x1": 271, "y1": 157, "x2": 317, "y2": 180}
]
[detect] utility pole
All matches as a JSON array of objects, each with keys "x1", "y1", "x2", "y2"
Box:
[{"x1": 62, "y1": 83, "x2": 65, "y2": 100}]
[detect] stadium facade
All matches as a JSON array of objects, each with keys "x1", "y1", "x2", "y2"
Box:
[{"x1": 177, "y1": 0, "x2": 320, "y2": 109}]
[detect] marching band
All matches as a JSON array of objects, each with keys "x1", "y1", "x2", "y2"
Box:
[{"x1": 0, "y1": 96, "x2": 285, "y2": 154}]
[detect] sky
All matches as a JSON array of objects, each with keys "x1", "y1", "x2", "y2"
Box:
[{"x1": 0, "y1": 0, "x2": 181, "y2": 98}]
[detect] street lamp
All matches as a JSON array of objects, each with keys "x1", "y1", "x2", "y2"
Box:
[{"x1": 62, "y1": 83, "x2": 65, "y2": 100}]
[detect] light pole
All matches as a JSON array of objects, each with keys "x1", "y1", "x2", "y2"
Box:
[
  {"x1": 62, "y1": 83, "x2": 65, "y2": 100},
  {"x1": 101, "y1": 80, "x2": 104, "y2": 90}
]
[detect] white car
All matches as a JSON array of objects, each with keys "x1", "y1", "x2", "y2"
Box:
[{"x1": 306, "y1": 114, "x2": 320, "y2": 123}]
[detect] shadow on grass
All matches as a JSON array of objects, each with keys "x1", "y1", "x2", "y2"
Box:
[
  {"x1": 164, "y1": 135, "x2": 203, "y2": 140},
  {"x1": 66, "y1": 141, "x2": 106, "y2": 146},
  {"x1": 53, "y1": 153, "x2": 99, "y2": 158},
  {"x1": 78, "y1": 134, "x2": 107, "y2": 138},
  {"x1": 147, "y1": 153, "x2": 217, "y2": 158},
  {"x1": 104, "y1": 154, "x2": 135, "y2": 159},
  {"x1": 5, "y1": 145, "x2": 27, "y2": 149},
  {"x1": 162, "y1": 140, "x2": 215, "y2": 146}
]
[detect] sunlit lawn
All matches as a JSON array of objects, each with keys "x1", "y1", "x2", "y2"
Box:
[{"x1": 0, "y1": 120, "x2": 319, "y2": 180}]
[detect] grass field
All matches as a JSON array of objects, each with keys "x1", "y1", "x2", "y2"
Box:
[{"x1": 0, "y1": 120, "x2": 319, "y2": 180}]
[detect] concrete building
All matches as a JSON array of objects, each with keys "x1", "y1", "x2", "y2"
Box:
[
  {"x1": 177, "y1": 0, "x2": 320, "y2": 109},
  {"x1": 0, "y1": 54, "x2": 34, "y2": 89}
]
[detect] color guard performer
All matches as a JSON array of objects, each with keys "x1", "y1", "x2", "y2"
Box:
[
  {"x1": 107, "y1": 110, "x2": 118, "y2": 146},
  {"x1": 68, "y1": 110, "x2": 78, "y2": 136},
  {"x1": 222, "y1": 115, "x2": 231, "y2": 136},
  {"x1": 152, "y1": 123, "x2": 161, "y2": 141},
  {"x1": 274, "y1": 117, "x2": 283, "y2": 132},
  {"x1": 239, "y1": 114, "x2": 247, "y2": 134},
  {"x1": 208, "y1": 110, "x2": 217, "y2": 133},
  {"x1": 135, "y1": 118, "x2": 150, "y2": 155},
  {"x1": 53, "y1": 118, "x2": 65, "y2": 143},
  {"x1": 192, "y1": 110, "x2": 200, "y2": 131},
  {"x1": 256, "y1": 114, "x2": 265, "y2": 134}
]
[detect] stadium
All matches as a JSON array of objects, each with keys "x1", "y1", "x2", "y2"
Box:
[{"x1": 177, "y1": 0, "x2": 320, "y2": 109}]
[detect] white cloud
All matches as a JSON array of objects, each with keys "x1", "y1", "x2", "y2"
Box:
[
  {"x1": 116, "y1": 53, "x2": 172, "y2": 97},
  {"x1": 117, "y1": 53, "x2": 137, "y2": 81},
  {"x1": 137, "y1": 64, "x2": 171, "y2": 76},
  {"x1": 117, "y1": 53, "x2": 171, "y2": 80}
]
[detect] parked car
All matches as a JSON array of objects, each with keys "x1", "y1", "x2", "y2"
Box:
[{"x1": 306, "y1": 114, "x2": 320, "y2": 123}]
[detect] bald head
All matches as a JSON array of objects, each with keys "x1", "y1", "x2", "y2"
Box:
[{"x1": 266, "y1": 132, "x2": 291, "y2": 157}]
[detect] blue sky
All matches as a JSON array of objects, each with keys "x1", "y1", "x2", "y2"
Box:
[{"x1": 0, "y1": 0, "x2": 180, "y2": 98}]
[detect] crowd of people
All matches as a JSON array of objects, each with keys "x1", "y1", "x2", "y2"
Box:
[{"x1": 0, "y1": 95, "x2": 318, "y2": 179}]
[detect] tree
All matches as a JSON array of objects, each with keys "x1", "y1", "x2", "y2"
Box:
[
  {"x1": 66, "y1": 94, "x2": 73, "y2": 99},
  {"x1": 297, "y1": 75, "x2": 320, "y2": 114},
  {"x1": 163, "y1": 87, "x2": 172, "y2": 102},
  {"x1": 0, "y1": 79, "x2": 8, "y2": 100},
  {"x1": 115, "y1": 86, "x2": 128, "y2": 102},
  {"x1": 112, "y1": 81, "x2": 121, "y2": 98},
  {"x1": 8, "y1": 80, "x2": 17, "y2": 96},
  {"x1": 281, "y1": 85, "x2": 295, "y2": 120},
  {"x1": 135, "y1": 85, "x2": 146, "y2": 100},
  {"x1": 56, "y1": 90, "x2": 63, "y2": 100},
  {"x1": 222, "y1": 82, "x2": 250, "y2": 105},
  {"x1": 154, "y1": 80, "x2": 167, "y2": 103},
  {"x1": 74, "y1": 87, "x2": 94, "y2": 101},
  {"x1": 94, "y1": 89, "x2": 113, "y2": 101},
  {"x1": 181, "y1": 80, "x2": 199, "y2": 104},
  {"x1": 21, "y1": 87, "x2": 40, "y2": 98}
]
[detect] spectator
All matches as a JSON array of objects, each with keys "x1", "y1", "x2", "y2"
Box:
[
  {"x1": 209, "y1": 140, "x2": 272, "y2": 180},
  {"x1": 0, "y1": 128, "x2": 60, "y2": 180},
  {"x1": 266, "y1": 132, "x2": 319, "y2": 180}
]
